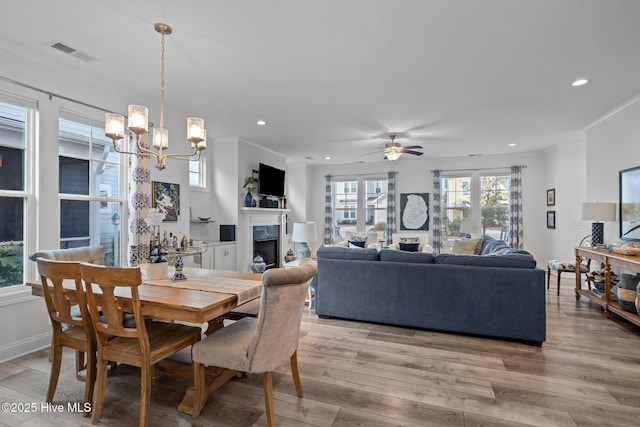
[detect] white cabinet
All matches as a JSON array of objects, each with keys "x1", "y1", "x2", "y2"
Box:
[{"x1": 213, "y1": 243, "x2": 236, "y2": 271}]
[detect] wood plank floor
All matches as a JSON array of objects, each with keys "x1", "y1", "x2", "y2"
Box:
[{"x1": 2, "y1": 276, "x2": 640, "y2": 426}]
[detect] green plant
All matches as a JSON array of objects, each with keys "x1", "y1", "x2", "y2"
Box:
[
  {"x1": 243, "y1": 176, "x2": 257, "y2": 194},
  {"x1": 0, "y1": 241, "x2": 23, "y2": 288}
]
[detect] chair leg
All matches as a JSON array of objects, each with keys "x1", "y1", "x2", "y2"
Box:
[
  {"x1": 546, "y1": 268, "x2": 550, "y2": 292},
  {"x1": 83, "y1": 348, "x2": 96, "y2": 417},
  {"x1": 76, "y1": 350, "x2": 85, "y2": 375},
  {"x1": 557, "y1": 271, "x2": 561, "y2": 296},
  {"x1": 91, "y1": 357, "x2": 108, "y2": 425},
  {"x1": 191, "y1": 362, "x2": 206, "y2": 418},
  {"x1": 290, "y1": 350, "x2": 303, "y2": 397},
  {"x1": 140, "y1": 362, "x2": 152, "y2": 427},
  {"x1": 47, "y1": 342, "x2": 63, "y2": 402},
  {"x1": 263, "y1": 372, "x2": 276, "y2": 427}
]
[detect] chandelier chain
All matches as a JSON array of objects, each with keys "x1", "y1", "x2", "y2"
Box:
[{"x1": 159, "y1": 29, "x2": 166, "y2": 130}]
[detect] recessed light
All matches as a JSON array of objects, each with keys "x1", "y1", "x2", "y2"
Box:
[
  {"x1": 572, "y1": 79, "x2": 589, "y2": 87},
  {"x1": 325, "y1": 156, "x2": 331, "y2": 160},
  {"x1": 256, "y1": 119, "x2": 267, "y2": 126},
  {"x1": 508, "y1": 143, "x2": 517, "y2": 147}
]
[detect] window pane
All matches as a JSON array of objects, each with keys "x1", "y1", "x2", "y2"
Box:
[
  {"x1": 334, "y1": 180, "x2": 358, "y2": 238},
  {"x1": 61, "y1": 199, "x2": 89, "y2": 239},
  {"x1": 440, "y1": 176, "x2": 471, "y2": 251},
  {"x1": 93, "y1": 160, "x2": 120, "y2": 198},
  {"x1": 481, "y1": 175, "x2": 510, "y2": 241},
  {"x1": 364, "y1": 178, "x2": 387, "y2": 235},
  {"x1": 59, "y1": 156, "x2": 89, "y2": 195},
  {"x1": 0, "y1": 197, "x2": 24, "y2": 288},
  {"x1": 0, "y1": 102, "x2": 26, "y2": 191}
]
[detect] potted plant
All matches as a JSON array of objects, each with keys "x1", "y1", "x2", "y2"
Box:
[{"x1": 243, "y1": 176, "x2": 257, "y2": 207}]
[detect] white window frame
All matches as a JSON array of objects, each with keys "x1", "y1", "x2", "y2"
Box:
[{"x1": 189, "y1": 154, "x2": 207, "y2": 190}]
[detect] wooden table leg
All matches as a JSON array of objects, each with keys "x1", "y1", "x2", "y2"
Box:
[{"x1": 204, "y1": 316, "x2": 224, "y2": 335}]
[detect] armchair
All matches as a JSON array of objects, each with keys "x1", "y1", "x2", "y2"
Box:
[
  {"x1": 335, "y1": 231, "x2": 378, "y2": 249},
  {"x1": 386, "y1": 233, "x2": 433, "y2": 253}
]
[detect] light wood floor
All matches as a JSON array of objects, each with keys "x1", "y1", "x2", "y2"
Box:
[{"x1": 2, "y1": 276, "x2": 640, "y2": 426}]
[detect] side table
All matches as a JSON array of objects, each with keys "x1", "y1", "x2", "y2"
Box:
[{"x1": 283, "y1": 258, "x2": 317, "y2": 309}]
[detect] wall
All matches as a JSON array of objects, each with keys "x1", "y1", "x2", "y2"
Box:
[{"x1": 303, "y1": 151, "x2": 548, "y2": 264}]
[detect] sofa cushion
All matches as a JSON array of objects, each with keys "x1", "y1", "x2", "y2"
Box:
[
  {"x1": 399, "y1": 242, "x2": 420, "y2": 252},
  {"x1": 379, "y1": 249, "x2": 435, "y2": 264},
  {"x1": 348, "y1": 240, "x2": 366, "y2": 248},
  {"x1": 435, "y1": 253, "x2": 537, "y2": 269},
  {"x1": 452, "y1": 238, "x2": 482, "y2": 255},
  {"x1": 317, "y1": 246, "x2": 379, "y2": 261}
]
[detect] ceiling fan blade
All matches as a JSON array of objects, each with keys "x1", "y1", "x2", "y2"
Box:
[
  {"x1": 403, "y1": 145, "x2": 423, "y2": 150},
  {"x1": 402, "y1": 150, "x2": 423, "y2": 156}
]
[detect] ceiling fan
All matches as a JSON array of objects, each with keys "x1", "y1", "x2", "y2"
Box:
[{"x1": 378, "y1": 134, "x2": 424, "y2": 160}]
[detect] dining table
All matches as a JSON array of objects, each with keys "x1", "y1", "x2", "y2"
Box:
[{"x1": 27, "y1": 265, "x2": 263, "y2": 415}]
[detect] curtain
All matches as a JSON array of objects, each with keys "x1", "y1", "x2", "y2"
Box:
[
  {"x1": 432, "y1": 169, "x2": 442, "y2": 254},
  {"x1": 386, "y1": 171, "x2": 397, "y2": 245},
  {"x1": 323, "y1": 175, "x2": 333, "y2": 245},
  {"x1": 509, "y1": 165, "x2": 523, "y2": 249},
  {"x1": 128, "y1": 133, "x2": 151, "y2": 265}
]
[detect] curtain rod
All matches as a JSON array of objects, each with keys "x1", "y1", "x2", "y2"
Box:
[
  {"x1": 0, "y1": 75, "x2": 114, "y2": 114},
  {"x1": 430, "y1": 165, "x2": 527, "y2": 173},
  {"x1": 325, "y1": 171, "x2": 394, "y2": 179}
]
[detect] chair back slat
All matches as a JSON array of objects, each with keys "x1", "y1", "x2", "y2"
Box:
[
  {"x1": 36, "y1": 258, "x2": 87, "y2": 328},
  {"x1": 248, "y1": 259, "x2": 317, "y2": 372},
  {"x1": 80, "y1": 263, "x2": 145, "y2": 341}
]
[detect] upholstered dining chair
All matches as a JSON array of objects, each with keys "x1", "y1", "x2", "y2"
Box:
[
  {"x1": 191, "y1": 258, "x2": 318, "y2": 426},
  {"x1": 36, "y1": 258, "x2": 96, "y2": 417},
  {"x1": 80, "y1": 263, "x2": 202, "y2": 427}
]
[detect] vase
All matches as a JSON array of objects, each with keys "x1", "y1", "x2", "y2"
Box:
[
  {"x1": 251, "y1": 255, "x2": 266, "y2": 273},
  {"x1": 172, "y1": 248, "x2": 187, "y2": 281},
  {"x1": 245, "y1": 192, "x2": 254, "y2": 207},
  {"x1": 140, "y1": 262, "x2": 168, "y2": 281}
]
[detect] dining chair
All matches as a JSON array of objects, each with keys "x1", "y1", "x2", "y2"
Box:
[
  {"x1": 80, "y1": 263, "x2": 202, "y2": 427},
  {"x1": 191, "y1": 258, "x2": 317, "y2": 426},
  {"x1": 36, "y1": 258, "x2": 96, "y2": 417},
  {"x1": 547, "y1": 235, "x2": 597, "y2": 295}
]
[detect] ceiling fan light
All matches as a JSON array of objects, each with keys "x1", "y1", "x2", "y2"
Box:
[{"x1": 386, "y1": 151, "x2": 402, "y2": 161}]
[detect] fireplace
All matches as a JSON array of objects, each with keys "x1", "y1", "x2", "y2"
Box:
[{"x1": 253, "y1": 225, "x2": 280, "y2": 269}]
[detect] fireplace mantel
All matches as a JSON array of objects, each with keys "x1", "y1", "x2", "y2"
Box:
[{"x1": 239, "y1": 208, "x2": 290, "y2": 273}]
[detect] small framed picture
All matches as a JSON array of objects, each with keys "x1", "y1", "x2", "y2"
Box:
[
  {"x1": 547, "y1": 211, "x2": 556, "y2": 229},
  {"x1": 546, "y1": 188, "x2": 555, "y2": 206}
]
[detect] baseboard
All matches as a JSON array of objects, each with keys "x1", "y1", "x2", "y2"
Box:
[{"x1": 0, "y1": 331, "x2": 51, "y2": 363}]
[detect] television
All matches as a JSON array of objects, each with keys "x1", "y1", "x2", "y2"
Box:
[
  {"x1": 619, "y1": 165, "x2": 640, "y2": 241},
  {"x1": 258, "y1": 163, "x2": 286, "y2": 198}
]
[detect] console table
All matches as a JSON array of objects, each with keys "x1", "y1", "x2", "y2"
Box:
[{"x1": 575, "y1": 246, "x2": 640, "y2": 327}]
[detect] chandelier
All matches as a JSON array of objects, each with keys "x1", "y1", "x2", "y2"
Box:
[{"x1": 104, "y1": 23, "x2": 206, "y2": 170}]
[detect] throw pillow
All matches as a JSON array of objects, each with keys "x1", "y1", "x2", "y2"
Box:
[
  {"x1": 348, "y1": 240, "x2": 366, "y2": 248},
  {"x1": 349, "y1": 234, "x2": 367, "y2": 242},
  {"x1": 399, "y1": 236, "x2": 420, "y2": 244},
  {"x1": 452, "y1": 238, "x2": 482, "y2": 255},
  {"x1": 399, "y1": 242, "x2": 420, "y2": 252}
]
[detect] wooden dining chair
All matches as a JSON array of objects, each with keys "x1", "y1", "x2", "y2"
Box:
[
  {"x1": 80, "y1": 263, "x2": 202, "y2": 427},
  {"x1": 191, "y1": 259, "x2": 317, "y2": 426},
  {"x1": 36, "y1": 258, "x2": 96, "y2": 417}
]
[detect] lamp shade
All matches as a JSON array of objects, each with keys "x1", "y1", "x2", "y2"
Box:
[
  {"x1": 581, "y1": 202, "x2": 616, "y2": 222},
  {"x1": 292, "y1": 221, "x2": 317, "y2": 243}
]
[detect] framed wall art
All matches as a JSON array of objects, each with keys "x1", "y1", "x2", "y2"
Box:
[
  {"x1": 400, "y1": 193, "x2": 429, "y2": 230},
  {"x1": 152, "y1": 181, "x2": 180, "y2": 221},
  {"x1": 546, "y1": 188, "x2": 555, "y2": 206},
  {"x1": 546, "y1": 210, "x2": 556, "y2": 229}
]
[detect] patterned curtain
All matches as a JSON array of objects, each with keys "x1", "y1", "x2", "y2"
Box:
[
  {"x1": 386, "y1": 171, "x2": 397, "y2": 245},
  {"x1": 509, "y1": 165, "x2": 524, "y2": 249},
  {"x1": 323, "y1": 175, "x2": 333, "y2": 245},
  {"x1": 128, "y1": 133, "x2": 151, "y2": 265},
  {"x1": 432, "y1": 169, "x2": 442, "y2": 254}
]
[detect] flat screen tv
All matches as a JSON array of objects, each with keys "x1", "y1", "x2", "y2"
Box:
[
  {"x1": 258, "y1": 163, "x2": 285, "y2": 198},
  {"x1": 619, "y1": 165, "x2": 640, "y2": 241}
]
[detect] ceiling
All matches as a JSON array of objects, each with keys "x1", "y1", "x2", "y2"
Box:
[{"x1": 1, "y1": 0, "x2": 640, "y2": 165}]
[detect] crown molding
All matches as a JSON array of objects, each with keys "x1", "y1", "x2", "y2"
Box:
[{"x1": 584, "y1": 91, "x2": 640, "y2": 132}]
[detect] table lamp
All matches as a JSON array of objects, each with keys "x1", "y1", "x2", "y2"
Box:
[
  {"x1": 292, "y1": 221, "x2": 317, "y2": 259},
  {"x1": 581, "y1": 202, "x2": 616, "y2": 246}
]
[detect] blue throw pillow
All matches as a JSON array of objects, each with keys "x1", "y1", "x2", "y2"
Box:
[
  {"x1": 399, "y1": 242, "x2": 419, "y2": 252},
  {"x1": 348, "y1": 240, "x2": 366, "y2": 248}
]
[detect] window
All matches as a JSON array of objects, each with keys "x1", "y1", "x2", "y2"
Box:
[
  {"x1": 332, "y1": 177, "x2": 387, "y2": 239},
  {"x1": 58, "y1": 112, "x2": 125, "y2": 266},
  {"x1": 0, "y1": 98, "x2": 35, "y2": 289},
  {"x1": 440, "y1": 171, "x2": 510, "y2": 252},
  {"x1": 189, "y1": 155, "x2": 206, "y2": 188}
]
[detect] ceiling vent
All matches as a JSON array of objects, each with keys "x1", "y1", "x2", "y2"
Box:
[{"x1": 47, "y1": 41, "x2": 95, "y2": 62}]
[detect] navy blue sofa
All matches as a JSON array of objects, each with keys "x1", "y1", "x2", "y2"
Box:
[{"x1": 314, "y1": 236, "x2": 546, "y2": 346}]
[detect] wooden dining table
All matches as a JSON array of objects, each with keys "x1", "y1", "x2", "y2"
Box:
[{"x1": 27, "y1": 266, "x2": 263, "y2": 415}]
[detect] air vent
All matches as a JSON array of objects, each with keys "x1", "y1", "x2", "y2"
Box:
[{"x1": 47, "y1": 40, "x2": 95, "y2": 62}]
